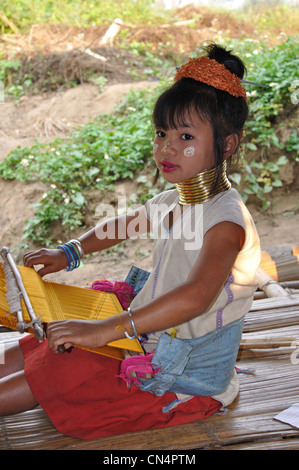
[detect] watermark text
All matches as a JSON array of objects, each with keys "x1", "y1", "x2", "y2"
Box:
[{"x1": 94, "y1": 196, "x2": 203, "y2": 250}]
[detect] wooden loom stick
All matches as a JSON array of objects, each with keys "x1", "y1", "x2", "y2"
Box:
[{"x1": 1, "y1": 247, "x2": 44, "y2": 340}]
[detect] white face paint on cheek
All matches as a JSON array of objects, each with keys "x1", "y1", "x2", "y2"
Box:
[
  {"x1": 153, "y1": 143, "x2": 158, "y2": 154},
  {"x1": 183, "y1": 146, "x2": 195, "y2": 157}
]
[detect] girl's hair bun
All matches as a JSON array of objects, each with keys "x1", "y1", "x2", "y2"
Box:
[{"x1": 203, "y1": 42, "x2": 246, "y2": 79}]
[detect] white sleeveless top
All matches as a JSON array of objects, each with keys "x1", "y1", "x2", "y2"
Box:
[
  {"x1": 130, "y1": 188, "x2": 261, "y2": 405},
  {"x1": 132, "y1": 187, "x2": 260, "y2": 340}
]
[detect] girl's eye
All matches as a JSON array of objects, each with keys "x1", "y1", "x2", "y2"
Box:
[
  {"x1": 182, "y1": 133, "x2": 193, "y2": 140},
  {"x1": 156, "y1": 131, "x2": 166, "y2": 138}
]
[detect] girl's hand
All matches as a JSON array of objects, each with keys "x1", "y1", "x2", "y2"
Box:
[
  {"x1": 23, "y1": 248, "x2": 68, "y2": 277},
  {"x1": 46, "y1": 320, "x2": 104, "y2": 353}
]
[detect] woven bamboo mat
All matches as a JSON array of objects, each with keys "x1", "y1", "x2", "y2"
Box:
[{"x1": 1, "y1": 294, "x2": 299, "y2": 450}]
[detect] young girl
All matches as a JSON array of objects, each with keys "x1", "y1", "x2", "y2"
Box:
[{"x1": 0, "y1": 43, "x2": 260, "y2": 440}]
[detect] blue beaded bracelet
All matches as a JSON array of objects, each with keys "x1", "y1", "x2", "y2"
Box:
[
  {"x1": 57, "y1": 242, "x2": 81, "y2": 271},
  {"x1": 57, "y1": 245, "x2": 72, "y2": 271},
  {"x1": 66, "y1": 243, "x2": 80, "y2": 269}
]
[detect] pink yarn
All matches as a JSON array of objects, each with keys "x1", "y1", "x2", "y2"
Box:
[
  {"x1": 88, "y1": 280, "x2": 136, "y2": 309},
  {"x1": 117, "y1": 352, "x2": 161, "y2": 385}
]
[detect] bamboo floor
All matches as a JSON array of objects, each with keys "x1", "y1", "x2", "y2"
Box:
[{"x1": 1, "y1": 292, "x2": 299, "y2": 451}]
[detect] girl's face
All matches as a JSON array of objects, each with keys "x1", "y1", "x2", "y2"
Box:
[{"x1": 153, "y1": 109, "x2": 215, "y2": 183}]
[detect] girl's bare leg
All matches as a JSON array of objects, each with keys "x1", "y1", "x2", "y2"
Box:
[
  {"x1": 0, "y1": 342, "x2": 38, "y2": 415},
  {"x1": 0, "y1": 370, "x2": 38, "y2": 415},
  {"x1": 0, "y1": 342, "x2": 24, "y2": 379}
]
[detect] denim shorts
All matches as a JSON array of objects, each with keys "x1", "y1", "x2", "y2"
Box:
[{"x1": 137, "y1": 316, "x2": 244, "y2": 397}]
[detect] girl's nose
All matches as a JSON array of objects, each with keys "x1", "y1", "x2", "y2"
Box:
[
  {"x1": 161, "y1": 140, "x2": 175, "y2": 155},
  {"x1": 162, "y1": 142, "x2": 170, "y2": 153}
]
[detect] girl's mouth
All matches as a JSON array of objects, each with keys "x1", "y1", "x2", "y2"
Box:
[{"x1": 160, "y1": 160, "x2": 178, "y2": 173}]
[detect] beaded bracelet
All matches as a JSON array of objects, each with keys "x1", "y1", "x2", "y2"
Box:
[{"x1": 57, "y1": 239, "x2": 84, "y2": 272}]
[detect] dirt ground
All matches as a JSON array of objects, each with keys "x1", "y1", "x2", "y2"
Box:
[{"x1": 0, "y1": 8, "x2": 298, "y2": 285}]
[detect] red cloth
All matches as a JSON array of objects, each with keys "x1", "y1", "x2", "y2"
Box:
[{"x1": 19, "y1": 335, "x2": 222, "y2": 440}]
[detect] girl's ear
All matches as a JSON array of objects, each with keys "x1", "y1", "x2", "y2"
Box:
[{"x1": 223, "y1": 133, "x2": 239, "y2": 159}]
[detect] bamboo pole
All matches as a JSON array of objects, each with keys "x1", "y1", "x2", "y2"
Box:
[
  {"x1": 240, "y1": 336, "x2": 296, "y2": 349},
  {"x1": 255, "y1": 267, "x2": 291, "y2": 298},
  {"x1": 260, "y1": 244, "x2": 299, "y2": 282}
]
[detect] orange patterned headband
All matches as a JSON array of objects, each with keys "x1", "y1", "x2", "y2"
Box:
[{"x1": 174, "y1": 56, "x2": 247, "y2": 100}]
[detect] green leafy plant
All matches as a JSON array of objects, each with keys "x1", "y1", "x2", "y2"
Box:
[
  {"x1": 285, "y1": 129, "x2": 299, "y2": 162},
  {"x1": 225, "y1": 36, "x2": 299, "y2": 208},
  {"x1": 0, "y1": 87, "x2": 156, "y2": 245},
  {"x1": 230, "y1": 156, "x2": 288, "y2": 210},
  {"x1": 0, "y1": 0, "x2": 166, "y2": 32},
  {"x1": 0, "y1": 58, "x2": 30, "y2": 100},
  {"x1": 227, "y1": 37, "x2": 299, "y2": 148}
]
